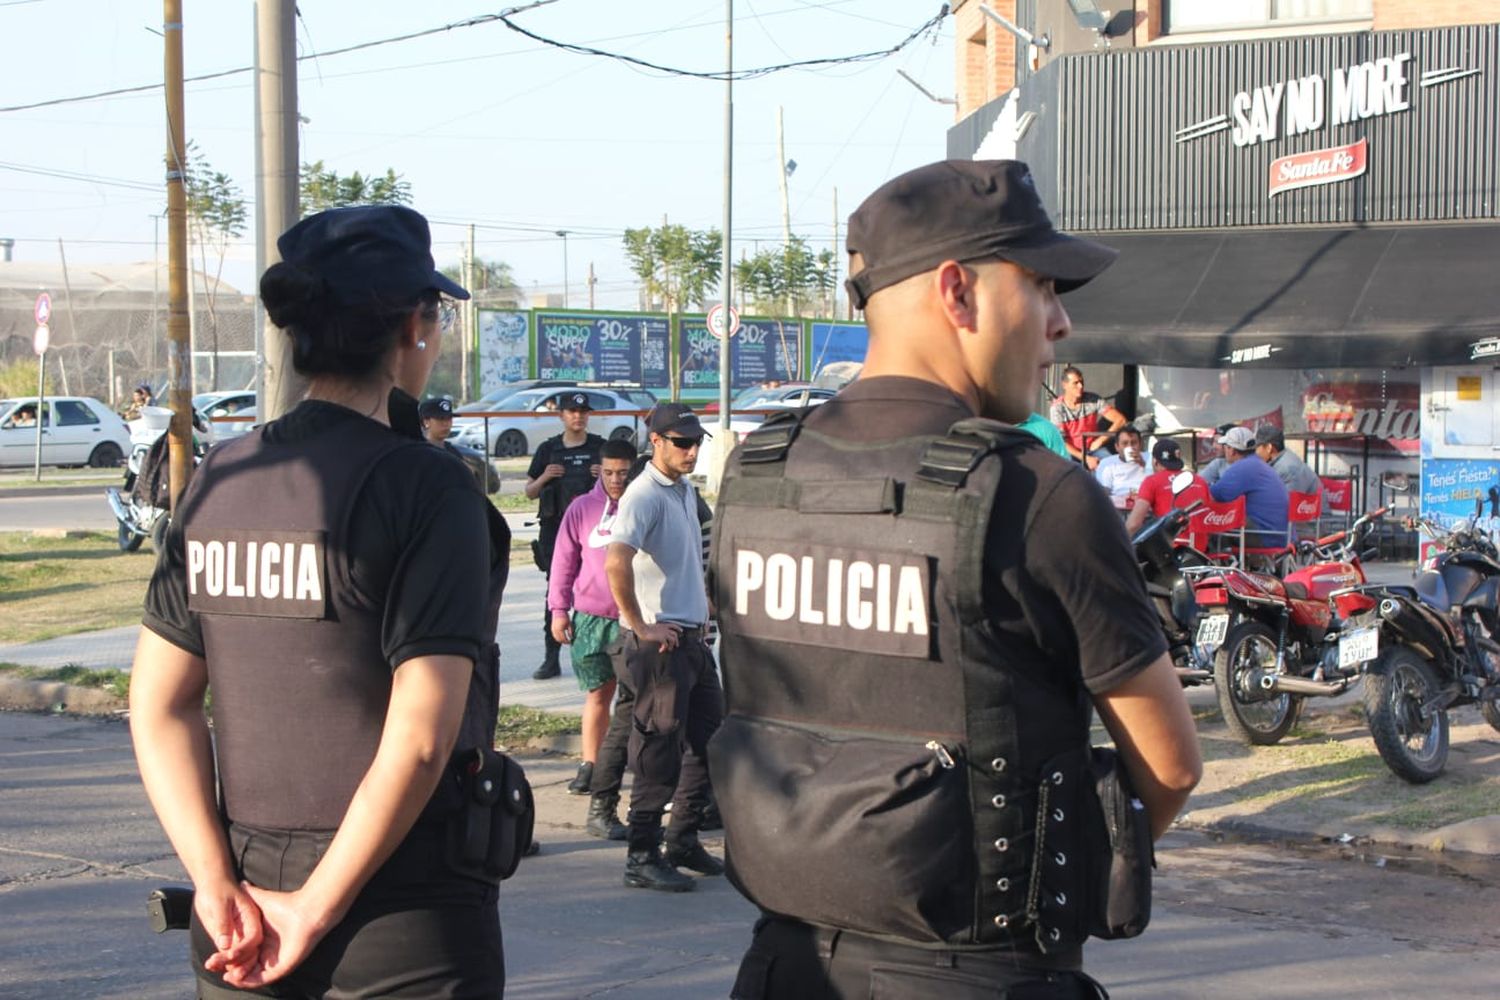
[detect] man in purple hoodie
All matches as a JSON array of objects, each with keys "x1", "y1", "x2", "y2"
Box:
[{"x1": 549, "y1": 438, "x2": 638, "y2": 837}]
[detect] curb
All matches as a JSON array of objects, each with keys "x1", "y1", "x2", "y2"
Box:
[
  {"x1": 0, "y1": 677, "x2": 126, "y2": 715},
  {"x1": 0, "y1": 486, "x2": 110, "y2": 499}
]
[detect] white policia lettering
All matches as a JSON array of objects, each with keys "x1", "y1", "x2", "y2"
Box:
[
  {"x1": 187, "y1": 539, "x2": 323, "y2": 603},
  {"x1": 734, "y1": 549, "x2": 928, "y2": 635}
]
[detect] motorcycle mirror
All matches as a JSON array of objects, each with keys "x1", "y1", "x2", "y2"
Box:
[
  {"x1": 1490, "y1": 485, "x2": 1499, "y2": 518},
  {"x1": 1169, "y1": 470, "x2": 1195, "y2": 496}
]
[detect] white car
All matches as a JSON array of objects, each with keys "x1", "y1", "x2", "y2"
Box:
[
  {"x1": 0, "y1": 396, "x2": 132, "y2": 468},
  {"x1": 193, "y1": 390, "x2": 258, "y2": 440},
  {"x1": 450, "y1": 387, "x2": 650, "y2": 458},
  {"x1": 725, "y1": 388, "x2": 839, "y2": 443}
]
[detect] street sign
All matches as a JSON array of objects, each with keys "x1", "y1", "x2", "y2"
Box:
[
  {"x1": 706, "y1": 303, "x2": 740, "y2": 340},
  {"x1": 33, "y1": 325, "x2": 49, "y2": 355},
  {"x1": 34, "y1": 292, "x2": 52, "y2": 327}
]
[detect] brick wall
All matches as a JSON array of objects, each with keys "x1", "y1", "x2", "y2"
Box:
[
  {"x1": 953, "y1": 0, "x2": 1019, "y2": 121},
  {"x1": 1375, "y1": 0, "x2": 1500, "y2": 30}
]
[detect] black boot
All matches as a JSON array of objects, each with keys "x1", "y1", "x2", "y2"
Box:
[
  {"x1": 586, "y1": 795, "x2": 628, "y2": 841},
  {"x1": 624, "y1": 847, "x2": 695, "y2": 892},
  {"x1": 665, "y1": 834, "x2": 725, "y2": 877},
  {"x1": 567, "y1": 761, "x2": 594, "y2": 795},
  {"x1": 532, "y1": 649, "x2": 561, "y2": 680}
]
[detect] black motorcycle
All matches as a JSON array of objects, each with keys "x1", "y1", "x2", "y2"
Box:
[
  {"x1": 1131, "y1": 474, "x2": 1214, "y2": 686},
  {"x1": 1344, "y1": 488, "x2": 1500, "y2": 782}
]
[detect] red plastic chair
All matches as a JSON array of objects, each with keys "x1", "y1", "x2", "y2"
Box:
[
  {"x1": 1201, "y1": 495, "x2": 1291, "y2": 570},
  {"x1": 1318, "y1": 477, "x2": 1352, "y2": 512},
  {"x1": 1287, "y1": 489, "x2": 1323, "y2": 546}
]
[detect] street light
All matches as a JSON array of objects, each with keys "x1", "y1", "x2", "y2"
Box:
[{"x1": 555, "y1": 230, "x2": 571, "y2": 309}]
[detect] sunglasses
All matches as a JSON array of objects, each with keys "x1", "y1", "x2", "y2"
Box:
[{"x1": 664, "y1": 435, "x2": 703, "y2": 450}]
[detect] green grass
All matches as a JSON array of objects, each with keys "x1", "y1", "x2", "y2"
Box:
[
  {"x1": 0, "y1": 661, "x2": 131, "y2": 699},
  {"x1": 0, "y1": 531, "x2": 155, "y2": 645},
  {"x1": 494, "y1": 704, "x2": 582, "y2": 746}
]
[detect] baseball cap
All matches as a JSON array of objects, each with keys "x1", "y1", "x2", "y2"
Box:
[
  {"x1": 648, "y1": 402, "x2": 711, "y2": 439},
  {"x1": 844, "y1": 160, "x2": 1118, "y2": 310},
  {"x1": 418, "y1": 397, "x2": 454, "y2": 419},
  {"x1": 1152, "y1": 439, "x2": 1185, "y2": 470},
  {"x1": 275, "y1": 205, "x2": 469, "y2": 306},
  {"x1": 1217, "y1": 426, "x2": 1256, "y2": 451},
  {"x1": 559, "y1": 392, "x2": 593, "y2": 412}
]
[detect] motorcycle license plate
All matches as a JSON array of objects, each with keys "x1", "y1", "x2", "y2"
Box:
[
  {"x1": 1196, "y1": 614, "x2": 1230, "y2": 648},
  {"x1": 1339, "y1": 627, "x2": 1379, "y2": 669}
]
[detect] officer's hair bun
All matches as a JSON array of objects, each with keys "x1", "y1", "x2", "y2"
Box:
[{"x1": 260, "y1": 262, "x2": 434, "y2": 379}]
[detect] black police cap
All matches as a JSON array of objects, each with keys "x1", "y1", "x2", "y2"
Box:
[{"x1": 276, "y1": 205, "x2": 470, "y2": 306}]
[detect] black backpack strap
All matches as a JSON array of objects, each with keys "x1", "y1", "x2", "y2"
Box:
[
  {"x1": 916, "y1": 417, "x2": 1019, "y2": 488},
  {"x1": 736, "y1": 409, "x2": 808, "y2": 470}
]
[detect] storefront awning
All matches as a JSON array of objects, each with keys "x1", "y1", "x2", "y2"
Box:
[{"x1": 1059, "y1": 225, "x2": 1500, "y2": 369}]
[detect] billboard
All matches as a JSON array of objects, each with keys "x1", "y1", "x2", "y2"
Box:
[
  {"x1": 808, "y1": 322, "x2": 868, "y2": 376},
  {"x1": 677, "y1": 316, "x2": 803, "y2": 391},
  {"x1": 534, "y1": 312, "x2": 669, "y2": 386},
  {"x1": 476, "y1": 310, "x2": 529, "y2": 395}
]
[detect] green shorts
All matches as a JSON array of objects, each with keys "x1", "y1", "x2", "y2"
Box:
[{"x1": 570, "y1": 611, "x2": 620, "y2": 693}]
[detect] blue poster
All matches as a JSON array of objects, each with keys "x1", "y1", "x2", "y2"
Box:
[
  {"x1": 1419, "y1": 458, "x2": 1500, "y2": 538},
  {"x1": 678, "y1": 317, "x2": 802, "y2": 390},
  {"x1": 808, "y1": 322, "x2": 868, "y2": 376},
  {"x1": 533, "y1": 312, "x2": 666, "y2": 385},
  {"x1": 476, "y1": 310, "x2": 529, "y2": 394}
]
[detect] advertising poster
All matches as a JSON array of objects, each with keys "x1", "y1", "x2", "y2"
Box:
[
  {"x1": 807, "y1": 322, "x2": 868, "y2": 376},
  {"x1": 534, "y1": 312, "x2": 667, "y2": 385},
  {"x1": 476, "y1": 310, "x2": 529, "y2": 395},
  {"x1": 1418, "y1": 458, "x2": 1500, "y2": 557},
  {"x1": 678, "y1": 317, "x2": 802, "y2": 390}
]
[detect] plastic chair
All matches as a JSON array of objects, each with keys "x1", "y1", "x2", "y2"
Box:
[{"x1": 1201, "y1": 495, "x2": 1291, "y2": 571}]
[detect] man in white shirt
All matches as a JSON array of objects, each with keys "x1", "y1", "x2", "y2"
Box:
[{"x1": 1094, "y1": 424, "x2": 1148, "y2": 512}]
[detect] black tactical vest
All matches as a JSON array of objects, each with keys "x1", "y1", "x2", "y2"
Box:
[
  {"x1": 177, "y1": 415, "x2": 506, "y2": 831},
  {"x1": 708, "y1": 415, "x2": 1098, "y2": 953}
]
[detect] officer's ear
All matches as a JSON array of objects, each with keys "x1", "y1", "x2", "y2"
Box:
[{"x1": 935, "y1": 259, "x2": 978, "y2": 333}]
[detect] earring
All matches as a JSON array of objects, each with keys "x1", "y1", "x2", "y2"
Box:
[{"x1": 417, "y1": 339, "x2": 427, "y2": 351}]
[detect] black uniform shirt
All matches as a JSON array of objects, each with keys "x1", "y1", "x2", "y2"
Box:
[
  {"x1": 527, "y1": 432, "x2": 604, "y2": 522},
  {"x1": 144, "y1": 400, "x2": 498, "y2": 670},
  {"x1": 801, "y1": 376, "x2": 1165, "y2": 695}
]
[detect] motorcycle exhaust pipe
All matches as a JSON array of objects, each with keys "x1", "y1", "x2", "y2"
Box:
[
  {"x1": 1176, "y1": 668, "x2": 1213, "y2": 683},
  {"x1": 1259, "y1": 674, "x2": 1353, "y2": 696}
]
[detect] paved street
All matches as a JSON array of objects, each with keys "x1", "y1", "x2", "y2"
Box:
[{"x1": 2, "y1": 711, "x2": 1498, "y2": 999}]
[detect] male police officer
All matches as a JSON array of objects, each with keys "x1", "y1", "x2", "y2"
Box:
[
  {"x1": 527, "y1": 392, "x2": 604, "y2": 679},
  {"x1": 709, "y1": 160, "x2": 1202, "y2": 998}
]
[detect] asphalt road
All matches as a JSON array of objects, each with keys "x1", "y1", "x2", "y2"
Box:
[
  {"x1": 0, "y1": 492, "x2": 120, "y2": 533},
  {"x1": 2, "y1": 711, "x2": 1499, "y2": 999}
]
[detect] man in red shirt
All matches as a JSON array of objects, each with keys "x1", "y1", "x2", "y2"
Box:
[
  {"x1": 1127, "y1": 438, "x2": 1209, "y2": 536},
  {"x1": 1048, "y1": 365, "x2": 1127, "y2": 469}
]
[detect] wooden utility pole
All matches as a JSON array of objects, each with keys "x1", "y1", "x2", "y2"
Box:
[
  {"x1": 164, "y1": 0, "x2": 192, "y2": 509},
  {"x1": 776, "y1": 106, "x2": 794, "y2": 317},
  {"x1": 462, "y1": 224, "x2": 476, "y2": 400},
  {"x1": 256, "y1": 0, "x2": 301, "y2": 422}
]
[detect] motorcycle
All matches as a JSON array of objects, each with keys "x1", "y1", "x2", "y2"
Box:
[
  {"x1": 1342, "y1": 489, "x2": 1500, "y2": 783},
  {"x1": 105, "y1": 406, "x2": 209, "y2": 552},
  {"x1": 1186, "y1": 507, "x2": 1388, "y2": 745},
  {"x1": 1130, "y1": 473, "x2": 1215, "y2": 686}
]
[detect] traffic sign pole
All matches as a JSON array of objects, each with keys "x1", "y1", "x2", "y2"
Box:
[{"x1": 33, "y1": 348, "x2": 45, "y2": 482}]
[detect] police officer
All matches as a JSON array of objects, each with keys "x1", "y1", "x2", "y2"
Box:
[
  {"x1": 709, "y1": 160, "x2": 1202, "y2": 998},
  {"x1": 421, "y1": 395, "x2": 496, "y2": 493},
  {"x1": 130, "y1": 205, "x2": 510, "y2": 997},
  {"x1": 526, "y1": 391, "x2": 604, "y2": 679}
]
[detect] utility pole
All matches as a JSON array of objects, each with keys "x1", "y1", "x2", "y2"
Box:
[
  {"x1": 163, "y1": 0, "x2": 192, "y2": 509},
  {"x1": 776, "y1": 106, "x2": 795, "y2": 318},
  {"x1": 830, "y1": 187, "x2": 839, "y2": 320},
  {"x1": 587, "y1": 262, "x2": 596, "y2": 310},
  {"x1": 717, "y1": 0, "x2": 733, "y2": 450},
  {"x1": 462, "y1": 225, "x2": 476, "y2": 401},
  {"x1": 55, "y1": 239, "x2": 77, "y2": 396},
  {"x1": 255, "y1": 0, "x2": 300, "y2": 423}
]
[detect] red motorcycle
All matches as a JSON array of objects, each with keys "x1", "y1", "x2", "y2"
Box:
[{"x1": 1186, "y1": 508, "x2": 1388, "y2": 744}]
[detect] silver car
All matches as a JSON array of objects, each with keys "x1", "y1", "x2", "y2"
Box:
[
  {"x1": 450, "y1": 387, "x2": 648, "y2": 458},
  {"x1": 0, "y1": 396, "x2": 132, "y2": 468}
]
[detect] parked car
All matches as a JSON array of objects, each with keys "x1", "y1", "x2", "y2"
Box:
[
  {"x1": 449, "y1": 387, "x2": 647, "y2": 458},
  {"x1": 722, "y1": 387, "x2": 840, "y2": 443},
  {"x1": 0, "y1": 396, "x2": 132, "y2": 468},
  {"x1": 702, "y1": 382, "x2": 836, "y2": 414},
  {"x1": 193, "y1": 390, "x2": 258, "y2": 440}
]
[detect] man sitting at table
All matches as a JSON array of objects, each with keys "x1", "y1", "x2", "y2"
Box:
[
  {"x1": 1094, "y1": 425, "x2": 1148, "y2": 513},
  {"x1": 1126, "y1": 439, "x2": 1210, "y2": 536},
  {"x1": 1210, "y1": 426, "x2": 1289, "y2": 548},
  {"x1": 1254, "y1": 425, "x2": 1321, "y2": 495}
]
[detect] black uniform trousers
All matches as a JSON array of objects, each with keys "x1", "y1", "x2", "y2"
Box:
[
  {"x1": 621, "y1": 626, "x2": 723, "y2": 850},
  {"x1": 731, "y1": 917, "x2": 1107, "y2": 1000},
  {"x1": 191, "y1": 821, "x2": 504, "y2": 999},
  {"x1": 537, "y1": 520, "x2": 562, "y2": 662},
  {"x1": 588, "y1": 641, "x2": 634, "y2": 801}
]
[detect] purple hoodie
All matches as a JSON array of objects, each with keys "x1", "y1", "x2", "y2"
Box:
[{"x1": 547, "y1": 477, "x2": 621, "y2": 621}]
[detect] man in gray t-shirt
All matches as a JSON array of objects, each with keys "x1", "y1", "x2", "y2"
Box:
[{"x1": 606, "y1": 403, "x2": 725, "y2": 892}]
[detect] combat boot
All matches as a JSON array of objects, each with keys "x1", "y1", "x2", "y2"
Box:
[
  {"x1": 624, "y1": 848, "x2": 695, "y2": 892},
  {"x1": 532, "y1": 649, "x2": 561, "y2": 680},
  {"x1": 586, "y1": 794, "x2": 627, "y2": 841},
  {"x1": 665, "y1": 833, "x2": 726, "y2": 876},
  {"x1": 567, "y1": 761, "x2": 594, "y2": 795}
]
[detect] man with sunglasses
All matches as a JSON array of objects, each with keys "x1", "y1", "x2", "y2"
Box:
[{"x1": 604, "y1": 402, "x2": 725, "y2": 892}]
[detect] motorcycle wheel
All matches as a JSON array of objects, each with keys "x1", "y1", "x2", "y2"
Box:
[
  {"x1": 1363, "y1": 646, "x2": 1449, "y2": 784},
  {"x1": 1213, "y1": 619, "x2": 1302, "y2": 745},
  {"x1": 1481, "y1": 700, "x2": 1500, "y2": 734},
  {"x1": 117, "y1": 519, "x2": 144, "y2": 553}
]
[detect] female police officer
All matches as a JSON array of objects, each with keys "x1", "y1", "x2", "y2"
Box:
[{"x1": 129, "y1": 205, "x2": 511, "y2": 998}]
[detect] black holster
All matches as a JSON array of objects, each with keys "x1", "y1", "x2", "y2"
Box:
[{"x1": 446, "y1": 747, "x2": 534, "y2": 883}]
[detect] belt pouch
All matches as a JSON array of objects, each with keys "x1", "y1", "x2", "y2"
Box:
[
  {"x1": 447, "y1": 747, "x2": 535, "y2": 883},
  {"x1": 1084, "y1": 746, "x2": 1153, "y2": 940}
]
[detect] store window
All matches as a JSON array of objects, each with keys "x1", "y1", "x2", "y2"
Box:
[{"x1": 1166, "y1": 0, "x2": 1371, "y2": 33}]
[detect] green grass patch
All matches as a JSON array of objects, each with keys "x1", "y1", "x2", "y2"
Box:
[
  {"x1": 0, "y1": 531, "x2": 154, "y2": 645},
  {"x1": 494, "y1": 704, "x2": 581, "y2": 746},
  {"x1": 0, "y1": 661, "x2": 130, "y2": 699},
  {"x1": 489, "y1": 491, "x2": 537, "y2": 512}
]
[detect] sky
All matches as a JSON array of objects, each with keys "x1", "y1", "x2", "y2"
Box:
[{"x1": 1, "y1": 0, "x2": 957, "y2": 310}]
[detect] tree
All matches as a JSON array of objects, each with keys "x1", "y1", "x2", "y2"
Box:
[
  {"x1": 733, "y1": 237, "x2": 835, "y2": 318},
  {"x1": 441, "y1": 257, "x2": 520, "y2": 301},
  {"x1": 300, "y1": 161, "x2": 413, "y2": 215},
  {"x1": 622, "y1": 224, "x2": 722, "y2": 399},
  {"x1": 184, "y1": 142, "x2": 248, "y2": 390}
]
